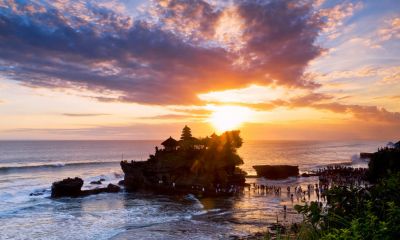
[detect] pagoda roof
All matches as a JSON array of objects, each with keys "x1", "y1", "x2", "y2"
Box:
[{"x1": 161, "y1": 136, "x2": 178, "y2": 147}]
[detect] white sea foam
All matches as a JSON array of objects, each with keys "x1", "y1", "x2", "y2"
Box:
[{"x1": 0, "y1": 161, "x2": 119, "y2": 172}]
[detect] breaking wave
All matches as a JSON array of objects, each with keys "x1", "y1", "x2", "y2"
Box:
[{"x1": 0, "y1": 161, "x2": 120, "y2": 172}]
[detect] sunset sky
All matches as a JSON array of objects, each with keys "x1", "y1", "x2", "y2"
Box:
[{"x1": 0, "y1": 0, "x2": 399, "y2": 140}]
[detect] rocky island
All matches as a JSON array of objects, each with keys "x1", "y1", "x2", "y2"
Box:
[
  {"x1": 51, "y1": 177, "x2": 120, "y2": 198},
  {"x1": 253, "y1": 165, "x2": 299, "y2": 179},
  {"x1": 121, "y1": 126, "x2": 247, "y2": 197}
]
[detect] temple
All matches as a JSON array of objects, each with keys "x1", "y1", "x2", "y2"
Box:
[
  {"x1": 161, "y1": 137, "x2": 178, "y2": 151},
  {"x1": 120, "y1": 126, "x2": 247, "y2": 197}
]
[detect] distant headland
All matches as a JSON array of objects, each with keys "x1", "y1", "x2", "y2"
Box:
[{"x1": 120, "y1": 125, "x2": 247, "y2": 197}]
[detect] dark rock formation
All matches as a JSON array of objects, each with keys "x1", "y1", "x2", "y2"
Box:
[
  {"x1": 30, "y1": 189, "x2": 47, "y2": 196},
  {"x1": 80, "y1": 184, "x2": 121, "y2": 196},
  {"x1": 106, "y1": 183, "x2": 120, "y2": 192},
  {"x1": 367, "y1": 144, "x2": 400, "y2": 182},
  {"x1": 51, "y1": 178, "x2": 120, "y2": 198},
  {"x1": 121, "y1": 127, "x2": 247, "y2": 197},
  {"x1": 253, "y1": 165, "x2": 299, "y2": 179},
  {"x1": 118, "y1": 180, "x2": 125, "y2": 185},
  {"x1": 90, "y1": 180, "x2": 102, "y2": 185},
  {"x1": 51, "y1": 177, "x2": 84, "y2": 198}
]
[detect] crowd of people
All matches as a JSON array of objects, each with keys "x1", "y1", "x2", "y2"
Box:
[
  {"x1": 316, "y1": 165, "x2": 367, "y2": 187},
  {"x1": 249, "y1": 182, "x2": 326, "y2": 203},
  {"x1": 152, "y1": 164, "x2": 368, "y2": 207}
]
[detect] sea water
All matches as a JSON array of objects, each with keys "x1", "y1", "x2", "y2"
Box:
[{"x1": 0, "y1": 140, "x2": 384, "y2": 239}]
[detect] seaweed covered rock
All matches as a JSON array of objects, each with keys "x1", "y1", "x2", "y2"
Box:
[{"x1": 121, "y1": 126, "x2": 247, "y2": 196}]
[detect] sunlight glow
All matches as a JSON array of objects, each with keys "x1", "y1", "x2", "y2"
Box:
[
  {"x1": 198, "y1": 84, "x2": 306, "y2": 104},
  {"x1": 209, "y1": 106, "x2": 251, "y2": 133}
]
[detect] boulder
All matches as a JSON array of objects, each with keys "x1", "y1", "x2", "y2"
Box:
[
  {"x1": 253, "y1": 165, "x2": 299, "y2": 179},
  {"x1": 51, "y1": 177, "x2": 83, "y2": 198},
  {"x1": 51, "y1": 178, "x2": 120, "y2": 198},
  {"x1": 90, "y1": 180, "x2": 102, "y2": 185},
  {"x1": 106, "y1": 184, "x2": 121, "y2": 192},
  {"x1": 81, "y1": 184, "x2": 121, "y2": 196},
  {"x1": 30, "y1": 189, "x2": 46, "y2": 196}
]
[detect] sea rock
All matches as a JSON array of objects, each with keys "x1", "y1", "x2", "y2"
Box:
[
  {"x1": 253, "y1": 165, "x2": 299, "y2": 179},
  {"x1": 118, "y1": 180, "x2": 125, "y2": 186},
  {"x1": 81, "y1": 184, "x2": 121, "y2": 196},
  {"x1": 51, "y1": 178, "x2": 120, "y2": 198},
  {"x1": 51, "y1": 177, "x2": 84, "y2": 198},
  {"x1": 30, "y1": 189, "x2": 47, "y2": 196},
  {"x1": 106, "y1": 184, "x2": 121, "y2": 192},
  {"x1": 90, "y1": 180, "x2": 102, "y2": 185}
]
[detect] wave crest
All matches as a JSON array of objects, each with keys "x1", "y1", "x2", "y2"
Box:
[{"x1": 0, "y1": 161, "x2": 120, "y2": 172}]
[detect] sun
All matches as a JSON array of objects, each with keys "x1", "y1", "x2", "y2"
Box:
[{"x1": 209, "y1": 106, "x2": 251, "y2": 133}]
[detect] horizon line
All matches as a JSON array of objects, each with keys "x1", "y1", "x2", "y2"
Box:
[{"x1": 0, "y1": 138, "x2": 391, "y2": 142}]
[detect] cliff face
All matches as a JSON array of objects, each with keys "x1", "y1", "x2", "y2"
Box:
[{"x1": 121, "y1": 128, "x2": 247, "y2": 195}]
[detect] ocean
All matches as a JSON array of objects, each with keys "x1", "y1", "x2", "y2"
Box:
[{"x1": 0, "y1": 140, "x2": 384, "y2": 239}]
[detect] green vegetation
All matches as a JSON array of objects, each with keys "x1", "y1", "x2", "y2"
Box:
[{"x1": 291, "y1": 142, "x2": 400, "y2": 240}]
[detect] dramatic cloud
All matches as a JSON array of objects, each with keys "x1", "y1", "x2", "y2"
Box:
[
  {"x1": 240, "y1": 92, "x2": 400, "y2": 124},
  {"x1": 313, "y1": 103, "x2": 400, "y2": 123},
  {"x1": 291, "y1": 94, "x2": 400, "y2": 124},
  {"x1": 0, "y1": 0, "x2": 323, "y2": 104},
  {"x1": 283, "y1": 91, "x2": 399, "y2": 123},
  {"x1": 152, "y1": 0, "x2": 221, "y2": 41}
]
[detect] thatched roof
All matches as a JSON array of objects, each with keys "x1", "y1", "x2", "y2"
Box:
[{"x1": 161, "y1": 136, "x2": 178, "y2": 147}]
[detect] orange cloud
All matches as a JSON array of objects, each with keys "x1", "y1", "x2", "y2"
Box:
[
  {"x1": 313, "y1": 66, "x2": 400, "y2": 84},
  {"x1": 0, "y1": 0, "x2": 324, "y2": 105}
]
